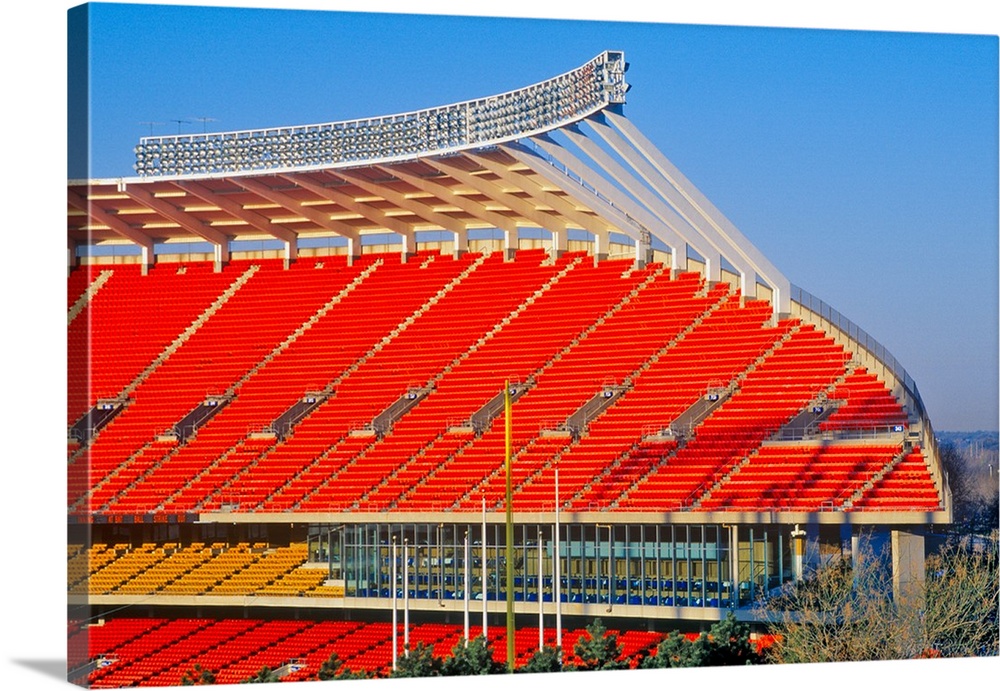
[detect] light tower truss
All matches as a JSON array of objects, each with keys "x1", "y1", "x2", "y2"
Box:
[{"x1": 70, "y1": 51, "x2": 792, "y2": 312}]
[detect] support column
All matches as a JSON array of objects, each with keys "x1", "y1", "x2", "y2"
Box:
[
  {"x1": 891, "y1": 529, "x2": 926, "y2": 605},
  {"x1": 212, "y1": 240, "x2": 229, "y2": 273},
  {"x1": 400, "y1": 233, "x2": 413, "y2": 263},
  {"x1": 635, "y1": 229, "x2": 652, "y2": 269},
  {"x1": 592, "y1": 230, "x2": 609, "y2": 264},
  {"x1": 729, "y1": 524, "x2": 739, "y2": 606},
  {"x1": 549, "y1": 227, "x2": 568, "y2": 262},
  {"x1": 140, "y1": 244, "x2": 152, "y2": 276},
  {"x1": 346, "y1": 237, "x2": 359, "y2": 267},
  {"x1": 504, "y1": 228, "x2": 519, "y2": 262},
  {"x1": 791, "y1": 525, "x2": 807, "y2": 583},
  {"x1": 705, "y1": 252, "x2": 723, "y2": 284},
  {"x1": 453, "y1": 228, "x2": 469, "y2": 259},
  {"x1": 283, "y1": 239, "x2": 297, "y2": 270}
]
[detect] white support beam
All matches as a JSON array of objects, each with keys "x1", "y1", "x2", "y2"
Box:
[
  {"x1": 513, "y1": 135, "x2": 653, "y2": 250},
  {"x1": 67, "y1": 189, "x2": 156, "y2": 269},
  {"x1": 423, "y1": 157, "x2": 561, "y2": 233},
  {"x1": 174, "y1": 180, "x2": 300, "y2": 264},
  {"x1": 263, "y1": 175, "x2": 360, "y2": 245},
  {"x1": 380, "y1": 165, "x2": 519, "y2": 235},
  {"x1": 598, "y1": 111, "x2": 790, "y2": 311},
  {"x1": 122, "y1": 184, "x2": 231, "y2": 267},
  {"x1": 311, "y1": 172, "x2": 417, "y2": 260},
  {"x1": 585, "y1": 114, "x2": 739, "y2": 284},
  {"x1": 239, "y1": 174, "x2": 389, "y2": 262},
  {"x1": 334, "y1": 169, "x2": 471, "y2": 258},
  {"x1": 559, "y1": 124, "x2": 723, "y2": 279},
  {"x1": 464, "y1": 152, "x2": 615, "y2": 240},
  {"x1": 504, "y1": 227, "x2": 519, "y2": 261}
]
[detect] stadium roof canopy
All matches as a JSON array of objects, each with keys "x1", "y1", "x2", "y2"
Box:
[{"x1": 68, "y1": 50, "x2": 791, "y2": 313}]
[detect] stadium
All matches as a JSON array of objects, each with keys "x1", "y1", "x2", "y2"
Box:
[{"x1": 67, "y1": 46, "x2": 952, "y2": 685}]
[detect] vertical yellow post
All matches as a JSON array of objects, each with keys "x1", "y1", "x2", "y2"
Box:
[{"x1": 504, "y1": 380, "x2": 515, "y2": 672}]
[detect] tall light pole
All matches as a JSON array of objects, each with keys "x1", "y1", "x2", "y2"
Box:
[
  {"x1": 464, "y1": 530, "x2": 470, "y2": 645},
  {"x1": 504, "y1": 382, "x2": 515, "y2": 673},
  {"x1": 391, "y1": 537, "x2": 398, "y2": 671},
  {"x1": 482, "y1": 493, "x2": 488, "y2": 640},
  {"x1": 538, "y1": 526, "x2": 544, "y2": 652},
  {"x1": 554, "y1": 465, "x2": 562, "y2": 660},
  {"x1": 437, "y1": 523, "x2": 445, "y2": 608},
  {"x1": 403, "y1": 538, "x2": 410, "y2": 655}
]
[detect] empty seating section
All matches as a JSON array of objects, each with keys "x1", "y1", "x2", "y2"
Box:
[
  {"x1": 149, "y1": 252, "x2": 470, "y2": 513},
  {"x1": 506, "y1": 276, "x2": 732, "y2": 510},
  {"x1": 72, "y1": 541, "x2": 326, "y2": 597},
  {"x1": 852, "y1": 447, "x2": 943, "y2": 511},
  {"x1": 287, "y1": 252, "x2": 599, "y2": 512},
  {"x1": 112, "y1": 543, "x2": 216, "y2": 595},
  {"x1": 85, "y1": 617, "x2": 668, "y2": 684},
  {"x1": 161, "y1": 544, "x2": 256, "y2": 595},
  {"x1": 820, "y1": 368, "x2": 910, "y2": 432},
  {"x1": 194, "y1": 255, "x2": 476, "y2": 510},
  {"x1": 71, "y1": 258, "x2": 355, "y2": 511},
  {"x1": 67, "y1": 263, "x2": 240, "y2": 425},
  {"x1": 87, "y1": 543, "x2": 172, "y2": 595},
  {"x1": 88, "y1": 258, "x2": 373, "y2": 514},
  {"x1": 206, "y1": 544, "x2": 311, "y2": 595},
  {"x1": 86, "y1": 618, "x2": 215, "y2": 688},
  {"x1": 387, "y1": 256, "x2": 649, "y2": 511},
  {"x1": 620, "y1": 323, "x2": 851, "y2": 510},
  {"x1": 255, "y1": 250, "x2": 560, "y2": 512},
  {"x1": 79, "y1": 439, "x2": 179, "y2": 514},
  {"x1": 559, "y1": 296, "x2": 779, "y2": 510},
  {"x1": 458, "y1": 270, "x2": 716, "y2": 510},
  {"x1": 212, "y1": 620, "x2": 360, "y2": 684},
  {"x1": 70, "y1": 251, "x2": 934, "y2": 517},
  {"x1": 273, "y1": 621, "x2": 368, "y2": 682},
  {"x1": 698, "y1": 443, "x2": 902, "y2": 512},
  {"x1": 85, "y1": 617, "x2": 169, "y2": 660},
  {"x1": 108, "y1": 619, "x2": 266, "y2": 688},
  {"x1": 67, "y1": 263, "x2": 100, "y2": 311}
]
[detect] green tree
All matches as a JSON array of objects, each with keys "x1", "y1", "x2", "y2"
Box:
[
  {"x1": 316, "y1": 651, "x2": 371, "y2": 681},
  {"x1": 516, "y1": 645, "x2": 563, "y2": 674},
  {"x1": 180, "y1": 663, "x2": 216, "y2": 685},
  {"x1": 641, "y1": 631, "x2": 703, "y2": 668},
  {"x1": 389, "y1": 641, "x2": 442, "y2": 678},
  {"x1": 440, "y1": 635, "x2": 504, "y2": 676},
  {"x1": 241, "y1": 666, "x2": 279, "y2": 684},
  {"x1": 700, "y1": 613, "x2": 761, "y2": 666},
  {"x1": 571, "y1": 618, "x2": 627, "y2": 671},
  {"x1": 642, "y1": 615, "x2": 760, "y2": 668}
]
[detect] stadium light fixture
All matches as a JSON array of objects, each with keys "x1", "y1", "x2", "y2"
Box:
[{"x1": 134, "y1": 50, "x2": 628, "y2": 177}]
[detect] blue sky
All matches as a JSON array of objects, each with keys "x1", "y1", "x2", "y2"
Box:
[
  {"x1": 74, "y1": 1, "x2": 998, "y2": 433},
  {"x1": 2, "y1": 4, "x2": 998, "y2": 690}
]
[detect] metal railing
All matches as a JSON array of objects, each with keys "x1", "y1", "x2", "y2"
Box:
[
  {"x1": 790, "y1": 285, "x2": 920, "y2": 404},
  {"x1": 790, "y1": 284, "x2": 952, "y2": 517},
  {"x1": 770, "y1": 424, "x2": 908, "y2": 443}
]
